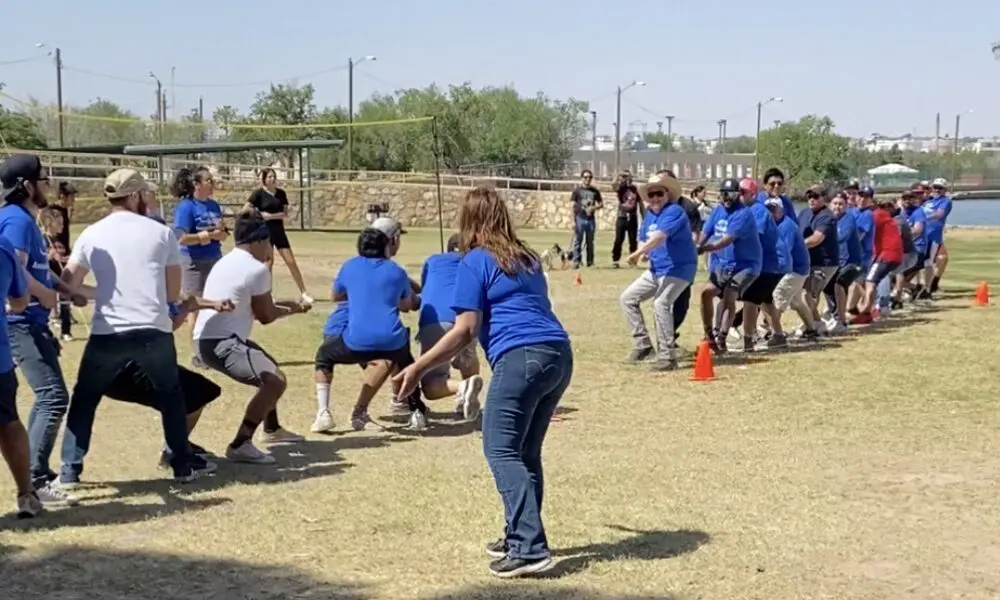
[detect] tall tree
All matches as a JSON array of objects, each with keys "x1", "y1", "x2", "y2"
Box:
[
  {"x1": 758, "y1": 116, "x2": 850, "y2": 187},
  {"x1": 0, "y1": 86, "x2": 47, "y2": 150}
]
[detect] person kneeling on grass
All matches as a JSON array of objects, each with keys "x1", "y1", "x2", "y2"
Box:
[
  {"x1": 194, "y1": 210, "x2": 311, "y2": 465},
  {"x1": 313, "y1": 222, "x2": 429, "y2": 432},
  {"x1": 394, "y1": 186, "x2": 572, "y2": 579},
  {"x1": 620, "y1": 174, "x2": 695, "y2": 371},
  {"x1": 416, "y1": 234, "x2": 484, "y2": 419}
]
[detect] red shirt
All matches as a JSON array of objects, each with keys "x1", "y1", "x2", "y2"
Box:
[{"x1": 873, "y1": 207, "x2": 904, "y2": 263}]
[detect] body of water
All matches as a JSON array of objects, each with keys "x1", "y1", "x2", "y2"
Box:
[{"x1": 788, "y1": 198, "x2": 1000, "y2": 227}]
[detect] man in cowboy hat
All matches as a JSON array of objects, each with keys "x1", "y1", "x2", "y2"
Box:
[{"x1": 619, "y1": 174, "x2": 696, "y2": 371}]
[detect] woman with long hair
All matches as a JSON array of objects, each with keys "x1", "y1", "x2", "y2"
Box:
[
  {"x1": 171, "y1": 166, "x2": 228, "y2": 366},
  {"x1": 394, "y1": 186, "x2": 572, "y2": 579},
  {"x1": 245, "y1": 168, "x2": 312, "y2": 304}
]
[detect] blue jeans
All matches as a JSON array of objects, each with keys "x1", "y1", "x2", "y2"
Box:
[
  {"x1": 572, "y1": 217, "x2": 595, "y2": 268},
  {"x1": 9, "y1": 321, "x2": 70, "y2": 488},
  {"x1": 482, "y1": 341, "x2": 573, "y2": 560},
  {"x1": 60, "y1": 329, "x2": 193, "y2": 480},
  {"x1": 876, "y1": 277, "x2": 893, "y2": 310}
]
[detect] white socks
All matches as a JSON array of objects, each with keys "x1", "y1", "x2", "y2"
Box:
[{"x1": 316, "y1": 383, "x2": 330, "y2": 413}]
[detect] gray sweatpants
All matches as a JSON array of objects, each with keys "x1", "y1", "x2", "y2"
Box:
[{"x1": 620, "y1": 271, "x2": 690, "y2": 361}]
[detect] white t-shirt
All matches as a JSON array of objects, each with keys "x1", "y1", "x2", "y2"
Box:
[
  {"x1": 70, "y1": 210, "x2": 181, "y2": 335},
  {"x1": 193, "y1": 247, "x2": 270, "y2": 341}
]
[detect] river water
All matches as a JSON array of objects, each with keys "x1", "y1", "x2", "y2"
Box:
[{"x1": 787, "y1": 199, "x2": 1000, "y2": 227}]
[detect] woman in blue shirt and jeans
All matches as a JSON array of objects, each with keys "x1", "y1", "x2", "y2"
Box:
[{"x1": 394, "y1": 186, "x2": 572, "y2": 579}]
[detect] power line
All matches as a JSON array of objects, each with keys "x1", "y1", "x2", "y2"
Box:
[{"x1": 0, "y1": 55, "x2": 49, "y2": 67}]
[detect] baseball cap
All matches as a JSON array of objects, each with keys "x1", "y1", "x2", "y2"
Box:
[
  {"x1": 370, "y1": 216, "x2": 406, "y2": 238},
  {"x1": 58, "y1": 181, "x2": 78, "y2": 196},
  {"x1": 446, "y1": 233, "x2": 460, "y2": 252},
  {"x1": 104, "y1": 168, "x2": 155, "y2": 200},
  {"x1": 764, "y1": 197, "x2": 783, "y2": 209},
  {"x1": 0, "y1": 154, "x2": 46, "y2": 200},
  {"x1": 859, "y1": 185, "x2": 875, "y2": 197},
  {"x1": 805, "y1": 185, "x2": 827, "y2": 199},
  {"x1": 739, "y1": 177, "x2": 758, "y2": 195},
  {"x1": 931, "y1": 177, "x2": 948, "y2": 189}
]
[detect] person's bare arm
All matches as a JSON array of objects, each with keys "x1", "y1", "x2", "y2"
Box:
[
  {"x1": 177, "y1": 231, "x2": 212, "y2": 246},
  {"x1": 250, "y1": 293, "x2": 309, "y2": 325},
  {"x1": 7, "y1": 289, "x2": 29, "y2": 313},
  {"x1": 804, "y1": 231, "x2": 825, "y2": 249},
  {"x1": 699, "y1": 235, "x2": 734, "y2": 254},
  {"x1": 410, "y1": 311, "x2": 479, "y2": 372}
]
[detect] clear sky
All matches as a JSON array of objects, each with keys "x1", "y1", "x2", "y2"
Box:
[{"x1": 1, "y1": 0, "x2": 999, "y2": 140}]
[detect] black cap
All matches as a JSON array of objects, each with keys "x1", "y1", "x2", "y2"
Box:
[
  {"x1": 0, "y1": 155, "x2": 45, "y2": 200},
  {"x1": 446, "y1": 234, "x2": 460, "y2": 252},
  {"x1": 58, "y1": 181, "x2": 78, "y2": 196}
]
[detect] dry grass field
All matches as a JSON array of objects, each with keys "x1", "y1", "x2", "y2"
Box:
[{"x1": 0, "y1": 226, "x2": 997, "y2": 600}]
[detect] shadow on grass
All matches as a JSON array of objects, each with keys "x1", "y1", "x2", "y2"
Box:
[
  {"x1": 0, "y1": 496, "x2": 232, "y2": 532},
  {"x1": 425, "y1": 583, "x2": 678, "y2": 600},
  {"x1": 0, "y1": 545, "x2": 369, "y2": 600},
  {"x1": 544, "y1": 524, "x2": 710, "y2": 578},
  {"x1": 844, "y1": 316, "x2": 934, "y2": 337}
]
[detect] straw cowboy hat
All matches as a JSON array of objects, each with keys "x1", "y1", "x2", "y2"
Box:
[{"x1": 639, "y1": 173, "x2": 682, "y2": 201}]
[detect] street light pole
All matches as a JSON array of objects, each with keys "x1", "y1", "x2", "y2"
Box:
[
  {"x1": 753, "y1": 96, "x2": 783, "y2": 177},
  {"x1": 37, "y1": 44, "x2": 64, "y2": 147},
  {"x1": 346, "y1": 55, "x2": 377, "y2": 176},
  {"x1": 589, "y1": 111, "x2": 597, "y2": 174},
  {"x1": 613, "y1": 80, "x2": 645, "y2": 176},
  {"x1": 170, "y1": 66, "x2": 176, "y2": 120}
]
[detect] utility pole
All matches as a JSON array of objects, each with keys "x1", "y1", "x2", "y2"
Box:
[
  {"x1": 665, "y1": 115, "x2": 674, "y2": 151},
  {"x1": 721, "y1": 119, "x2": 728, "y2": 153},
  {"x1": 951, "y1": 113, "x2": 961, "y2": 184},
  {"x1": 717, "y1": 120, "x2": 724, "y2": 153},
  {"x1": 170, "y1": 66, "x2": 176, "y2": 120},
  {"x1": 346, "y1": 55, "x2": 377, "y2": 176},
  {"x1": 590, "y1": 110, "x2": 597, "y2": 174},
  {"x1": 613, "y1": 80, "x2": 645, "y2": 175},
  {"x1": 55, "y1": 48, "x2": 64, "y2": 147},
  {"x1": 753, "y1": 97, "x2": 783, "y2": 177}
]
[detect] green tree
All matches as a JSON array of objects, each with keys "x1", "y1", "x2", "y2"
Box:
[
  {"x1": 722, "y1": 135, "x2": 755, "y2": 154},
  {"x1": 676, "y1": 136, "x2": 705, "y2": 153},
  {"x1": 0, "y1": 89, "x2": 48, "y2": 150},
  {"x1": 642, "y1": 132, "x2": 673, "y2": 150},
  {"x1": 758, "y1": 116, "x2": 850, "y2": 187}
]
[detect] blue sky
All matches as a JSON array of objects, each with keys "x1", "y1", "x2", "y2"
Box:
[{"x1": 1, "y1": 0, "x2": 999, "y2": 140}]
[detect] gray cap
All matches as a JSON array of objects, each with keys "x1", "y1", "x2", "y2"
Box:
[{"x1": 370, "y1": 216, "x2": 406, "y2": 238}]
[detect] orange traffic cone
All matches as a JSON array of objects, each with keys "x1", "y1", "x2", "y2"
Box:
[
  {"x1": 975, "y1": 281, "x2": 990, "y2": 306},
  {"x1": 690, "y1": 340, "x2": 716, "y2": 382},
  {"x1": 573, "y1": 272, "x2": 583, "y2": 286}
]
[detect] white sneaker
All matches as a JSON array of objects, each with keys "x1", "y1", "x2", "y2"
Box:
[
  {"x1": 301, "y1": 292, "x2": 315, "y2": 306},
  {"x1": 389, "y1": 398, "x2": 411, "y2": 415},
  {"x1": 408, "y1": 410, "x2": 429, "y2": 431},
  {"x1": 61, "y1": 334, "x2": 73, "y2": 342},
  {"x1": 259, "y1": 428, "x2": 305, "y2": 445},
  {"x1": 310, "y1": 410, "x2": 335, "y2": 433},
  {"x1": 36, "y1": 481, "x2": 80, "y2": 507},
  {"x1": 458, "y1": 375, "x2": 484, "y2": 421},
  {"x1": 225, "y1": 441, "x2": 276, "y2": 464},
  {"x1": 828, "y1": 322, "x2": 849, "y2": 336},
  {"x1": 16, "y1": 492, "x2": 43, "y2": 519}
]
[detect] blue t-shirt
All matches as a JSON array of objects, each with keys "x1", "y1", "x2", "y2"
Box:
[
  {"x1": 703, "y1": 203, "x2": 762, "y2": 275},
  {"x1": 334, "y1": 256, "x2": 410, "y2": 351},
  {"x1": 0, "y1": 204, "x2": 53, "y2": 325},
  {"x1": 323, "y1": 302, "x2": 349, "y2": 337},
  {"x1": 419, "y1": 252, "x2": 461, "y2": 328},
  {"x1": 451, "y1": 248, "x2": 568, "y2": 367},
  {"x1": 854, "y1": 207, "x2": 875, "y2": 266},
  {"x1": 0, "y1": 236, "x2": 28, "y2": 372},
  {"x1": 777, "y1": 215, "x2": 810, "y2": 276},
  {"x1": 922, "y1": 194, "x2": 953, "y2": 245},
  {"x1": 173, "y1": 197, "x2": 224, "y2": 260},
  {"x1": 797, "y1": 206, "x2": 839, "y2": 268},
  {"x1": 640, "y1": 204, "x2": 697, "y2": 282},
  {"x1": 755, "y1": 192, "x2": 798, "y2": 224},
  {"x1": 748, "y1": 202, "x2": 783, "y2": 274},
  {"x1": 905, "y1": 205, "x2": 929, "y2": 253},
  {"x1": 836, "y1": 210, "x2": 863, "y2": 267}
]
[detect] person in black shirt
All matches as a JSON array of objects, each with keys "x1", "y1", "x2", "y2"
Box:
[
  {"x1": 610, "y1": 171, "x2": 641, "y2": 267},
  {"x1": 245, "y1": 168, "x2": 313, "y2": 304},
  {"x1": 51, "y1": 182, "x2": 75, "y2": 252},
  {"x1": 569, "y1": 169, "x2": 603, "y2": 268},
  {"x1": 792, "y1": 185, "x2": 839, "y2": 340},
  {"x1": 40, "y1": 203, "x2": 73, "y2": 341}
]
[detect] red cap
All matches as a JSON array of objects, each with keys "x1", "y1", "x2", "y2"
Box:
[{"x1": 739, "y1": 177, "x2": 758, "y2": 195}]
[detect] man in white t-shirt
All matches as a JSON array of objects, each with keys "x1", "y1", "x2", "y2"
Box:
[
  {"x1": 195, "y1": 209, "x2": 310, "y2": 464},
  {"x1": 58, "y1": 169, "x2": 216, "y2": 484}
]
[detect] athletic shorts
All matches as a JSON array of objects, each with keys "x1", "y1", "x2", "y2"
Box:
[
  {"x1": 314, "y1": 334, "x2": 414, "y2": 373},
  {"x1": 739, "y1": 272, "x2": 783, "y2": 305},
  {"x1": 0, "y1": 368, "x2": 18, "y2": 427},
  {"x1": 417, "y1": 322, "x2": 478, "y2": 383},
  {"x1": 267, "y1": 222, "x2": 291, "y2": 250},
  {"x1": 709, "y1": 267, "x2": 757, "y2": 297},
  {"x1": 925, "y1": 241, "x2": 941, "y2": 267},
  {"x1": 199, "y1": 335, "x2": 280, "y2": 387},
  {"x1": 181, "y1": 255, "x2": 220, "y2": 296},
  {"x1": 804, "y1": 266, "x2": 839, "y2": 298},
  {"x1": 866, "y1": 260, "x2": 901, "y2": 286},
  {"x1": 825, "y1": 264, "x2": 861, "y2": 295},
  {"x1": 904, "y1": 251, "x2": 928, "y2": 277},
  {"x1": 892, "y1": 253, "x2": 918, "y2": 278},
  {"x1": 104, "y1": 362, "x2": 221, "y2": 415},
  {"x1": 771, "y1": 273, "x2": 807, "y2": 312}
]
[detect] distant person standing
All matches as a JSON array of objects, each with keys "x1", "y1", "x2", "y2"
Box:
[
  {"x1": 610, "y1": 171, "x2": 641, "y2": 268},
  {"x1": 245, "y1": 168, "x2": 313, "y2": 305},
  {"x1": 569, "y1": 169, "x2": 602, "y2": 269},
  {"x1": 50, "y1": 182, "x2": 76, "y2": 341}
]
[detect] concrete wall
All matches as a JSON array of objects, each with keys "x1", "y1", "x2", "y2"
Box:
[
  {"x1": 569, "y1": 150, "x2": 755, "y2": 181},
  {"x1": 68, "y1": 181, "x2": 634, "y2": 231}
]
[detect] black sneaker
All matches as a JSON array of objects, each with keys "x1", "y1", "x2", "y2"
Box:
[
  {"x1": 159, "y1": 442, "x2": 215, "y2": 470},
  {"x1": 624, "y1": 346, "x2": 654, "y2": 363},
  {"x1": 650, "y1": 359, "x2": 678, "y2": 372},
  {"x1": 174, "y1": 454, "x2": 217, "y2": 484},
  {"x1": 742, "y1": 336, "x2": 755, "y2": 353},
  {"x1": 891, "y1": 299, "x2": 904, "y2": 310},
  {"x1": 485, "y1": 538, "x2": 507, "y2": 558},
  {"x1": 713, "y1": 334, "x2": 728, "y2": 355},
  {"x1": 489, "y1": 556, "x2": 554, "y2": 578},
  {"x1": 801, "y1": 328, "x2": 821, "y2": 342}
]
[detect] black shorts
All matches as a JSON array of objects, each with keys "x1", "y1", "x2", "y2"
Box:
[
  {"x1": 739, "y1": 272, "x2": 783, "y2": 305},
  {"x1": 709, "y1": 267, "x2": 758, "y2": 297},
  {"x1": 825, "y1": 265, "x2": 861, "y2": 295},
  {"x1": 903, "y1": 251, "x2": 928, "y2": 278},
  {"x1": 267, "y1": 222, "x2": 291, "y2": 250},
  {"x1": 0, "y1": 369, "x2": 18, "y2": 427},
  {"x1": 865, "y1": 260, "x2": 900, "y2": 286},
  {"x1": 104, "y1": 362, "x2": 221, "y2": 415},
  {"x1": 314, "y1": 334, "x2": 414, "y2": 373}
]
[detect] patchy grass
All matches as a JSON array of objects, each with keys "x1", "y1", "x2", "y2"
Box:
[{"x1": 0, "y1": 226, "x2": 997, "y2": 600}]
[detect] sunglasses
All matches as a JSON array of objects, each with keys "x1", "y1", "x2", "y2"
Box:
[
  {"x1": 647, "y1": 190, "x2": 665, "y2": 198},
  {"x1": 805, "y1": 192, "x2": 821, "y2": 200},
  {"x1": 720, "y1": 191, "x2": 741, "y2": 201},
  {"x1": 765, "y1": 180, "x2": 783, "y2": 187}
]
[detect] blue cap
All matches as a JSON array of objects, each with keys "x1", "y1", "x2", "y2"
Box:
[{"x1": 860, "y1": 185, "x2": 875, "y2": 197}]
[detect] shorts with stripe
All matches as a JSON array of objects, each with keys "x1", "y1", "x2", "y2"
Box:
[
  {"x1": 865, "y1": 260, "x2": 900, "y2": 286},
  {"x1": 198, "y1": 335, "x2": 280, "y2": 387}
]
